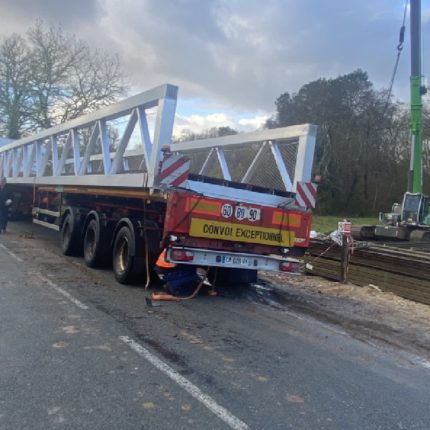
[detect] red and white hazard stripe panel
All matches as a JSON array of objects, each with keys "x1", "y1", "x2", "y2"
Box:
[
  {"x1": 295, "y1": 181, "x2": 317, "y2": 209},
  {"x1": 158, "y1": 154, "x2": 190, "y2": 188}
]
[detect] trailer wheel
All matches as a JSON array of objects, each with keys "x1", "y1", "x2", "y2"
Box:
[
  {"x1": 61, "y1": 213, "x2": 78, "y2": 256},
  {"x1": 112, "y1": 226, "x2": 143, "y2": 284},
  {"x1": 84, "y1": 219, "x2": 103, "y2": 268}
]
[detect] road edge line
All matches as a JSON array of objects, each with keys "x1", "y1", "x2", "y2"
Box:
[
  {"x1": 35, "y1": 273, "x2": 89, "y2": 310},
  {"x1": 119, "y1": 335, "x2": 249, "y2": 430},
  {"x1": 0, "y1": 243, "x2": 24, "y2": 262}
]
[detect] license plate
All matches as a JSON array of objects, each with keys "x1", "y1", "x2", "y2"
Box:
[{"x1": 221, "y1": 255, "x2": 251, "y2": 266}]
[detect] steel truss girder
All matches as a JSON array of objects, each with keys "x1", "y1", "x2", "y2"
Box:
[
  {"x1": 174, "y1": 124, "x2": 317, "y2": 192},
  {"x1": 0, "y1": 84, "x2": 178, "y2": 189},
  {"x1": 0, "y1": 84, "x2": 316, "y2": 194}
]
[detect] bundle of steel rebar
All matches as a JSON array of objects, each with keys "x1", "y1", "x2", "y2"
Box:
[{"x1": 305, "y1": 239, "x2": 430, "y2": 305}]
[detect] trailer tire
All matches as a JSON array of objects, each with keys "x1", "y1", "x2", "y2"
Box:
[
  {"x1": 61, "y1": 213, "x2": 79, "y2": 256},
  {"x1": 83, "y1": 219, "x2": 104, "y2": 268},
  {"x1": 112, "y1": 225, "x2": 144, "y2": 284}
]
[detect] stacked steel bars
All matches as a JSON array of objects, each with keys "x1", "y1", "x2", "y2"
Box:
[{"x1": 305, "y1": 240, "x2": 430, "y2": 305}]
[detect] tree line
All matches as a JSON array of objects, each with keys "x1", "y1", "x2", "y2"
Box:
[{"x1": 267, "y1": 69, "x2": 430, "y2": 215}]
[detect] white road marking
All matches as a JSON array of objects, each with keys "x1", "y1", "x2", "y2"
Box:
[
  {"x1": 0, "y1": 243, "x2": 24, "y2": 262},
  {"x1": 414, "y1": 358, "x2": 430, "y2": 369},
  {"x1": 35, "y1": 273, "x2": 89, "y2": 310},
  {"x1": 119, "y1": 336, "x2": 249, "y2": 430},
  {"x1": 390, "y1": 349, "x2": 430, "y2": 370}
]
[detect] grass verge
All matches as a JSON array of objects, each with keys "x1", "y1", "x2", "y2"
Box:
[{"x1": 312, "y1": 216, "x2": 378, "y2": 234}]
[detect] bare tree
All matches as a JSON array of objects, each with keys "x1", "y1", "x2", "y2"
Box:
[
  {"x1": 61, "y1": 48, "x2": 125, "y2": 122},
  {"x1": 0, "y1": 21, "x2": 127, "y2": 138},
  {"x1": 0, "y1": 35, "x2": 32, "y2": 138}
]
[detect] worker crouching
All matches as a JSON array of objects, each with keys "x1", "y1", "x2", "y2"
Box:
[{"x1": 152, "y1": 249, "x2": 214, "y2": 301}]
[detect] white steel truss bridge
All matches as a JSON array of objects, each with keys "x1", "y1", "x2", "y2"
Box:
[{"x1": 0, "y1": 84, "x2": 316, "y2": 198}]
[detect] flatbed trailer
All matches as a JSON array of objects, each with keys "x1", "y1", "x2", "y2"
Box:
[{"x1": 0, "y1": 84, "x2": 317, "y2": 285}]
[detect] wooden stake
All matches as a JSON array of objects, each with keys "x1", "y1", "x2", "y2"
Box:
[{"x1": 341, "y1": 234, "x2": 349, "y2": 283}]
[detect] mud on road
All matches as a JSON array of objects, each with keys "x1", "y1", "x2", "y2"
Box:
[
  {"x1": 3, "y1": 221, "x2": 430, "y2": 429},
  {"x1": 261, "y1": 271, "x2": 430, "y2": 361},
  {"x1": 4, "y1": 220, "x2": 430, "y2": 362}
]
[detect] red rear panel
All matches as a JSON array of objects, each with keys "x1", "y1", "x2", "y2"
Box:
[{"x1": 164, "y1": 192, "x2": 312, "y2": 254}]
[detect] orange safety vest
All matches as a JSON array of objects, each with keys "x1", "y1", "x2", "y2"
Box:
[{"x1": 156, "y1": 249, "x2": 176, "y2": 269}]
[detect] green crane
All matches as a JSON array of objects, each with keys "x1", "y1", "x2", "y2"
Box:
[
  {"x1": 400, "y1": 0, "x2": 429, "y2": 229},
  {"x1": 408, "y1": 0, "x2": 425, "y2": 194},
  {"x1": 377, "y1": 0, "x2": 429, "y2": 238}
]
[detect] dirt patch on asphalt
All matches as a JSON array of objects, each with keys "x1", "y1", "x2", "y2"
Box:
[
  {"x1": 260, "y1": 271, "x2": 430, "y2": 359},
  {"x1": 4, "y1": 221, "x2": 430, "y2": 360}
]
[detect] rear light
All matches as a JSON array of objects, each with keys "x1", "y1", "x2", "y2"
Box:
[
  {"x1": 279, "y1": 261, "x2": 300, "y2": 273},
  {"x1": 170, "y1": 249, "x2": 194, "y2": 262}
]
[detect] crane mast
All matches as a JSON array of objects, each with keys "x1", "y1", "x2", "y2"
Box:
[{"x1": 409, "y1": 0, "x2": 425, "y2": 193}]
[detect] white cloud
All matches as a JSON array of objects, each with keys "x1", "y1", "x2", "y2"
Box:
[
  {"x1": 0, "y1": 0, "x2": 100, "y2": 34},
  {"x1": 238, "y1": 116, "x2": 268, "y2": 129},
  {"x1": 173, "y1": 112, "x2": 269, "y2": 139},
  {"x1": 96, "y1": 0, "x2": 426, "y2": 110},
  {"x1": 1, "y1": 0, "x2": 429, "y2": 116}
]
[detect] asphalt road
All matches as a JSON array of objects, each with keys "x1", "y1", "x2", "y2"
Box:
[{"x1": 1, "y1": 221, "x2": 430, "y2": 430}]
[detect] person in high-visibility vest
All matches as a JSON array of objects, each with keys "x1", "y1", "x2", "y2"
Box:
[
  {"x1": 155, "y1": 249, "x2": 176, "y2": 270},
  {"x1": 154, "y1": 248, "x2": 200, "y2": 297}
]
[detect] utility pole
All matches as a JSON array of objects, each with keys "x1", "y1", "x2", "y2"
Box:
[{"x1": 408, "y1": 0, "x2": 426, "y2": 193}]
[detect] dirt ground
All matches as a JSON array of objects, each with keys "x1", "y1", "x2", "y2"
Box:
[{"x1": 261, "y1": 271, "x2": 430, "y2": 360}]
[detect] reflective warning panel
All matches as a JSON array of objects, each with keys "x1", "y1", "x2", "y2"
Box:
[
  {"x1": 189, "y1": 218, "x2": 295, "y2": 247},
  {"x1": 164, "y1": 191, "x2": 312, "y2": 249}
]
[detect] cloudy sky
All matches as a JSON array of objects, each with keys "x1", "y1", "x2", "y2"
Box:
[{"x1": 1, "y1": 0, "x2": 429, "y2": 135}]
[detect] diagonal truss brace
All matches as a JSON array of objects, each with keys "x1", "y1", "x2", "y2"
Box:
[
  {"x1": 0, "y1": 84, "x2": 178, "y2": 189},
  {"x1": 174, "y1": 125, "x2": 317, "y2": 192}
]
